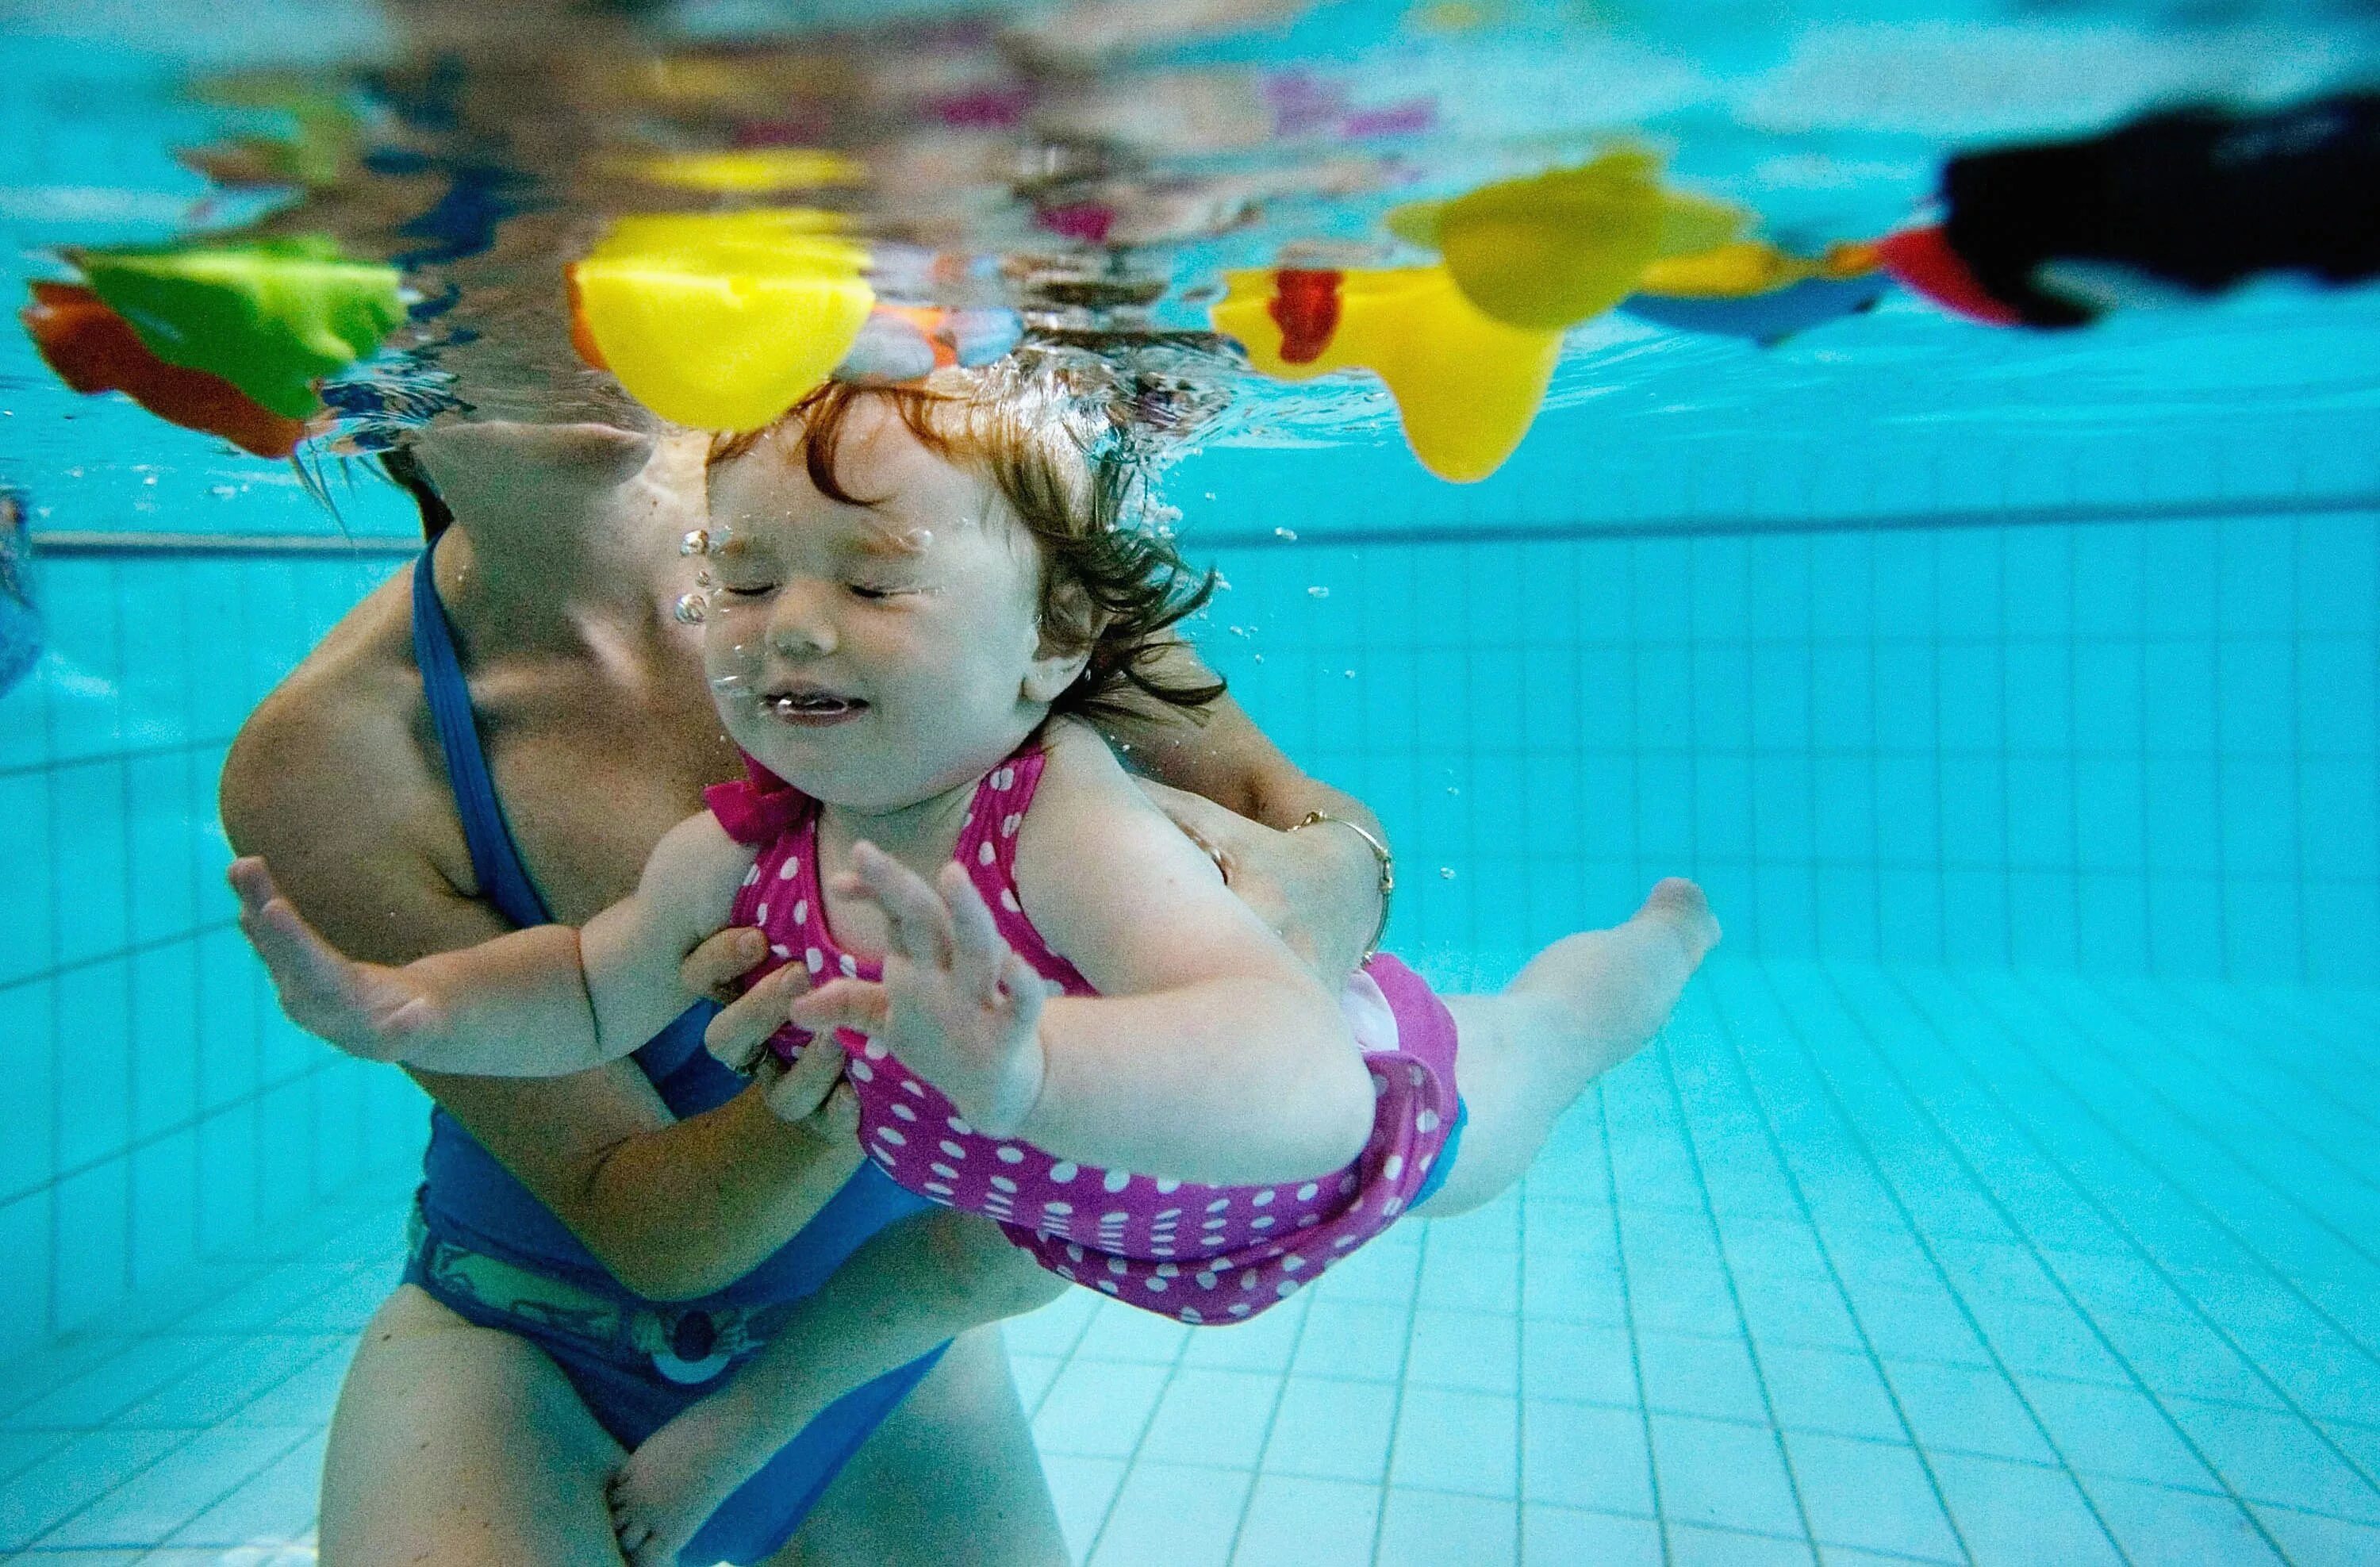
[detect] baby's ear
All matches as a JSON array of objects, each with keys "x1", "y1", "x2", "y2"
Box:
[
  {"x1": 1021, "y1": 646, "x2": 1091, "y2": 705},
  {"x1": 1022, "y1": 578, "x2": 1103, "y2": 704}
]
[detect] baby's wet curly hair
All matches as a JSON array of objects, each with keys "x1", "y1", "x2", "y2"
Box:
[{"x1": 708, "y1": 374, "x2": 1224, "y2": 726}]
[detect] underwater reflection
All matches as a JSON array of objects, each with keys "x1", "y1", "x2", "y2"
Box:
[{"x1": 12, "y1": 3, "x2": 2380, "y2": 494}]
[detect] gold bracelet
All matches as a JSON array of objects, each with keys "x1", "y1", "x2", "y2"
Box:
[{"x1": 1289, "y1": 811, "x2": 1394, "y2": 965}]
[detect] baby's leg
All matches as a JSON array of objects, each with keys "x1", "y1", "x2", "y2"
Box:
[
  {"x1": 608, "y1": 1368, "x2": 787, "y2": 1567},
  {"x1": 608, "y1": 1208, "x2": 1062, "y2": 1567},
  {"x1": 1413, "y1": 879, "x2": 1718, "y2": 1218}
]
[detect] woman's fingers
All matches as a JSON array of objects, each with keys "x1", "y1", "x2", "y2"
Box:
[
  {"x1": 850, "y1": 842, "x2": 955, "y2": 969},
  {"x1": 939, "y1": 862, "x2": 1008, "y2": 1004},
  {"x1": 766, "y1": 1055, "x2": 860, "y2": 1129},
  {"x1": 815, "y1": 1080, "x2": 861, "y2": 1140},
  {"x1": 701, "y1": 960, "x2": 811, "y2": 1072},
  {"x1": 679, "y1": 926, "x2": 767, "y2": 1003},
  {"x1": 1132, "y1": 779, "x2": 1237, "y2": 881},
  {"x1": 760, "y1": 1031, "x2": 845, "y2": 1122}
]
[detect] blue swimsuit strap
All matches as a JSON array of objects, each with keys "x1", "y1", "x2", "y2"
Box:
[{"x1": 410, "y1": 538, "x2": 554, "y2": 929}]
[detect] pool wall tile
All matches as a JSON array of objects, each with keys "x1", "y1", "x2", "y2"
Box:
[
  {"x1": 0, "y1": 553, "x2": 430, "y2": 1349},
  {"x1": 1200, "y1": 507, "x2": 2380, "y2": 985}
]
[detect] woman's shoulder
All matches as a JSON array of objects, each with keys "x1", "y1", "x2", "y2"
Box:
[
  {"x1": 221, "y1": 567, "x2": 492, "y2": 960},
  {"x1": 225, "y1": 571, "x2": 423, "y2": 818}
]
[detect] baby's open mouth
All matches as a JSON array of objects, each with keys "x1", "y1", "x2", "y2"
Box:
[{"x1": 761, "y1": 686, "x2": 869, "y2": 726}]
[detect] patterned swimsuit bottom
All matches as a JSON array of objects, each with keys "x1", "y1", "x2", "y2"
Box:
[{"x1": 705, "y1": 743, "x2": 1463, "y2": 1325}]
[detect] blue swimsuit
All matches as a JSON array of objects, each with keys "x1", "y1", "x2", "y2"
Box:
[{"x1": 402, "y1": 542, "x2": 942, "y2": 1565}]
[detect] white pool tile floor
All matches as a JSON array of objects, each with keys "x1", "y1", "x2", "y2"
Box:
[{"x1": 6, "y1": 958, "x2": 2380, "y2": 1565}]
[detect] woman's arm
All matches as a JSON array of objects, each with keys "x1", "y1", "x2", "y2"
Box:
[
  {"x1": 1093, "y1": 644, "x2": 1388, "y2": 980},
  {"x1": 674, "y1": 1209, "x2": 1062, "y2": 1442}
]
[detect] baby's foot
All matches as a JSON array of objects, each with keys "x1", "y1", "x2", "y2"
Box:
[
  {"x1": 1509, "y1": 879, "x2": 1720, "y2": 1073},
  {"x1": 607, "y1": 1398, "x2": 774, "y2": 1567},
  {"x1": 1639, "y1": 877, "x2": 1722, "y2": 966}
]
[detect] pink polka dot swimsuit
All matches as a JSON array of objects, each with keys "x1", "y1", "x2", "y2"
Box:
[{"x1": 704, "y1": 743, "x2": 1461, "y2": 1323}]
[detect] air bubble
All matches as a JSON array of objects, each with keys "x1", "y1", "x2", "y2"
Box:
[
  {"x1": 680, "y1": 528, "x2": 710, "y2": 556},
  {"x1": 1440, "y1": 867, "x2": 1457, "y2": 880},
  {"x1": 1307, "y1": 586, "x2": 1329, "y2": 599},
  {"x1": 672, "y1": 593, "x2": 708, "y2": 624},
  {"x1": 1274, "y1": 527, "x2": 1297, "y2": 542}
]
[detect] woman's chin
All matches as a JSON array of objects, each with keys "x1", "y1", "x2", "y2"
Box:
[{"x1": 416, "y1": 418, "x2": 656, "y2": 482}]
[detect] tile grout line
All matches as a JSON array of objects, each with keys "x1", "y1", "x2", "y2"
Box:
[
  {"x1": 1360, "y1": 1221, "x2": 1430, "y2": 1566},
  {"x1": 1980, "y1": 970, "x2": 2380, "y2": 1372},
  {"x1": 2029, "y1": 973, "x2": 2380, "y2": 1270},
  {"x1": 1929, "y1": 970, "x2": 2380, "y2": 1500},
  {"x1": 1741, "y1": 964, "x2": 2137, "y2": 1564},
  {"x1": 1692, "y1": 974, "x2": 1978, "y2": 1564},
  {"x1": 1646, "y1": 1020, "x2": 1830, "y2": 1561},
  {"x1": 1216, "y1": 1293, "x2": 1315, "y2": 1562},
  {"x1": 1834, "y1": 966, "x2": 2296, "y2": 1559},
  {"x1": 2144, "y1": 979, "x2": 2380, "y2": 1139},
  {"x1": 1591, "y1": 1077, "x2": 1671, "y2": 1567}
]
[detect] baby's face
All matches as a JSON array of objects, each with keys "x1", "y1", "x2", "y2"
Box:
[{"x1": 701, "y1": 401, "x2": 1065, "y2": 814}]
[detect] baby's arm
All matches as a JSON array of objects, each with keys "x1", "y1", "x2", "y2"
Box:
[
  {"x1": 229, "y1": 811, "x2": 754, "y2": 1077},
  {"x1": 797, "y1": 722, "x2": 1375, "y2": 1186},
  {"x1": 1012, "y1": 722, "x2": 1376, "y2": 1182}
]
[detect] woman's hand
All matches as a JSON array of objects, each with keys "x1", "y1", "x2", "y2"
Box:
[
  {"x1": 695, "y1": 940, "x2": 866, "y2": 1133},
  {"x1": 229, "y1": 857, "x2": 451, "y2": 1062},
  {"x1": 1137, "y1": 781, "x2": 1380, "y2": 982},
  {"x1": 788, "y1": 843, "x2": 1048, "y2": 1139}
]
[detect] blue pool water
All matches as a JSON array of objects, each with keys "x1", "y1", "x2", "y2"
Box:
[{"x1": 5, "y1": 1, "x2": 2380, "y2": 1563}]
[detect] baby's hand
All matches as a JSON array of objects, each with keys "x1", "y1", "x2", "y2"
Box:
[
  {"x1": 228, "y1": 858, "x2": 448, "y2": 1063},
  {"x1": 789, "y1": 843, "x2": 1047, "y2": 1138}
]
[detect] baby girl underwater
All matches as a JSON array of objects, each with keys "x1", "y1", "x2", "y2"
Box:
[{"x1": 231, "y1": 366, "x2": 1719, "y2": 1565}]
